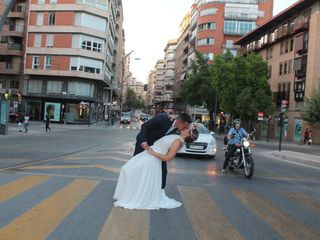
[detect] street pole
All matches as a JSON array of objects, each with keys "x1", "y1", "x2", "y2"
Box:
[
  {"x1": 108, "y1": 50, "x2": 135, "y2": 126},
  {"x1": 278, "y1": 112, "x2": 283, "y2": 151},
  {"x1": 0, "y1": 0, "x2": 17, "y2": 33}
]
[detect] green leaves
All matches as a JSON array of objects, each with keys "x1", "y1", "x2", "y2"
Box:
[
  {"x1": 301, "y1": 88, "x2": 320, "y2": 123},
  {"x1": 181, "y1": 50, "x2": 274, "y2": 123}
]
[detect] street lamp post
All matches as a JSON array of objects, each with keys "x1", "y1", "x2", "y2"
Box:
[{"x1": 108, "y1": 50, "x2": 134, "y2": 126}]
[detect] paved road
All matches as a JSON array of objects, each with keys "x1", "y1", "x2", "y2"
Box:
[{"x1": 0, "y1": 122, "x2": 319, "y2": 240}]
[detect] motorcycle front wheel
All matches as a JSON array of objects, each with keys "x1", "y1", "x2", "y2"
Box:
[{"x1": 243, "y1": 155, "x2": 254, "y2": 179}]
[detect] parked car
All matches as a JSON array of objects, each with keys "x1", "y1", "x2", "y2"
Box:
[
  {"x1": 139, "y1": 113, "x2": 152, "y2": 122},
  {"x1": 120, "y1": 112, "x2": 131, "y2": 124},
  {"x1": 177, "y1": 122, "x2": 217, "y2": 159}
]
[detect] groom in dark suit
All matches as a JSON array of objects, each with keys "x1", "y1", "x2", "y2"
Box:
[{"x1": 133, "y1": 111, "x2": 192, "y2": 189}]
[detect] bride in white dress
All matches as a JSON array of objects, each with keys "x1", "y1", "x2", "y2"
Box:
[{"x1": 113, "y1": 127, "x2": 199, "y2": 210}]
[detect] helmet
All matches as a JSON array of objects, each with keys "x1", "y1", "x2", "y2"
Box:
[{"x1": 233, "y1": 119, "x2": 241, "y2": 126}]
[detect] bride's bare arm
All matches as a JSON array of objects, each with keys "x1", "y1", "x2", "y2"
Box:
[{"x1": 147, "y1": 139, "x2": 182, "y2": 162}]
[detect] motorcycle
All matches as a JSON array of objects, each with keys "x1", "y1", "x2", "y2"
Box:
[{"x1": 223, "y1": 129, "x2": 256, "y2": 179}]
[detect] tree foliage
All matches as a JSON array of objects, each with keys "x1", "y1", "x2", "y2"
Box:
[
  {"x1": 124, "y1": 88, "x2": 144, "y2": 110},
  {"x1": 210, "y1": 51, "x2": 274, "y2": 122},
  {"x1": 301, "y1": 88, "x2": 320, "y2": 123},
  {"x1": 180, "y1": 51, "x2": 216, "y2": 111}
]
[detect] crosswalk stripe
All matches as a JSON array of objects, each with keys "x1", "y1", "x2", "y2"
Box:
[
  {"x1": 0, "y1": 179, "x2": 99, "y2": 240},
  {"x1": 0, "y1": 176, "x2": 50, "y2": 204},
  {"x1": 284, "y1": 192, "x2": 320, "y2": 213},
  {"x1": 233, "y1": 189, "x2": 319, "y2": 240},
  {"x1": 178, "y1": 186, "x2": 243, "y2": 240},
  {"x1": 98, "y1": 207, "x2": 149, "y2": 240}
]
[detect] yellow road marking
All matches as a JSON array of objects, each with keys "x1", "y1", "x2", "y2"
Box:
[
  {"x1": 233, "y1": 189, "x2": 320, "y2": 240},
  {"x1": 285, "y1": 192, "x2": 320, "y2": 213},
  {"x1": 23, "y1": 164, "x2": 121, "y2": 173},
  {"x1": 0, "y1": 176, "x2": 50, "y2": 204},
  {"x1": 178, "y1": 186, "x2": 243, "y2": 240},
  {"x1": 0, "y1": 179, "x2": 99, "y2": 240},
  {"x1": 98, "y1": 207, "x2": 149, "y2": 240}
]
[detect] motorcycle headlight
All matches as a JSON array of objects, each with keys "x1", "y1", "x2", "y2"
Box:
[{"x1": 243, "y1": 140, "x2": 250, "y2": 148}]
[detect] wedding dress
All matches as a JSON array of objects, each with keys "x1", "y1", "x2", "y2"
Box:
[{"x1": 113, "y1": 134, "x2": 183, "y2": 210}]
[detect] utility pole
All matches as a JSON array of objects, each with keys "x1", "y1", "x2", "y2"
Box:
[{"x1": 0, "y1": 0, "x2": 17, "y2": 33}]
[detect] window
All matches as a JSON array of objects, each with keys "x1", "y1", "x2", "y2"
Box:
[
  {"x1": 203, "y1": 53, "x2": 214, "y2": 61},
  {"x1": 47, "y1": 81, "x2": 62, "y2": 94},
  {"x1": 268, "y1": 65, "x2": 272, "y2": 78},
  {"x1": 279, "y1": 63, "x2": 283, "y2": 75},
  {"x1": 36, "y1": 12, "x2": 44, "y2": 26},
  {"x1": 68, "y1": 82, "x2": 93, "y2": 97},
  {"x1": 28, "y1": 80, "x2": 43, "y2": 94},
  {"x1": 290, "y1": 38, "x2": 294, "y2": 52},
  {"x1": 38, "y1": 0, "x2": 45, "y2": 4},
  {"x1": 34, "y1": 34, "x2": 42, "y2": 47},
  {"x1": 226, "y1": 40, "x2": 233, "y2": 49},
  {"x1": 198, "y1": 22, "x2": 216, "y2": 31},
  {"x1": 81, "y1": 40, "x2": 103, "y2": 53},
  {"x1": 284, "y1": 39, "x2": 289, "y2": 53},
  {"x1": 288, "y1": 60, "x2": 292, "y2": 74},
  {"x1": 50, "y1": 0, "x2": 57, "y2": 3},
  {"x1": 32, "y1": 56, "x2": 40, "y2": 69},
  {"x1": 45, "y1": 56, "x2": 52, "y2": 70},
  {"x1": 200, "y1": 8, "x2": 217, "y2": 16},
  {"x1": 46, "y1": 34, "x2": 53, "y2": 48},
  {"x1": 280, "y1": 41, "x2": 284, "y2": 55},
  {"x1": 10, "y1": 81, "x2": 19, "y2": 89},
  {"x1": 197, "y1": 38, "x2": 215, "y2": 46},
  {"x1": 284, "y1": 61, "x2": 288, "y2": 74},
  {"x1": 48, "y1": 12, "x2": 55, "y2": 26}
]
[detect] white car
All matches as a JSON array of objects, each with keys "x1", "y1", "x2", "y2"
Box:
[{"x1": 178, "y1": 123, "x2": 217, "y2": 159}]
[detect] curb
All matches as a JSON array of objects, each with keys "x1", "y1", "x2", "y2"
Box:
[{"x1": 271, "y1": 151, "x2": 320, "y2": 168}]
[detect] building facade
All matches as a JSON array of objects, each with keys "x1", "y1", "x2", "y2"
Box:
[
  {"x1": 172, "y1": 0, "x2": 274, "y2": 121},
  {"x1": 235, "y1": 0, "x2": 320, "y2": 144},
  {"x1": 1, "y1": 0, "x2": 125, "y2": 124}
]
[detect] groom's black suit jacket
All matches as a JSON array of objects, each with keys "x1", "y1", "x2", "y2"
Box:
[{"x1": 133, "y1": 112, "x2": 175, "y2": 189}]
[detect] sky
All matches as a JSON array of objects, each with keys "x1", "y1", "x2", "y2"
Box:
[{"x1": 122, "y1": 0, "x2": 299, "y2": 84}]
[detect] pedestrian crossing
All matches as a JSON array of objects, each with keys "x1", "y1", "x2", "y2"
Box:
[{"x1": 0, "y1": 173, "x2": 319, "y2": 240}]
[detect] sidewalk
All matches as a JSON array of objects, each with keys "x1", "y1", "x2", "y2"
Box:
[
  {"x1": 2, "y1": 120, "x2": 111, "y2": 137},
  {"x1": 214, "y1": 134, "x2": 320, "y2": 168}
]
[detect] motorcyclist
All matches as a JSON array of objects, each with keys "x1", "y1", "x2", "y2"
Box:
[{"x1": 222, "y1": 119, "x2": 248, "y2": 173}]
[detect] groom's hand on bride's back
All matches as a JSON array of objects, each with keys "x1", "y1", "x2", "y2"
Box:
[{"x1": 141, "y1": 142, "x2": 149, "y2": 150}]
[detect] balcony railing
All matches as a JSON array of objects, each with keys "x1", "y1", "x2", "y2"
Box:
[{"x1": 0, "y1": 62, "x2": 21, "y2": 74}]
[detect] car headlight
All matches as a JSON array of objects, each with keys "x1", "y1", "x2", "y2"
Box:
[{"x1": 243, "y1": 140, "x2": 250, "y2": 148}]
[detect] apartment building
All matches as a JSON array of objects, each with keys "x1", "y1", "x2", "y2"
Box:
[
  {"x1": 0, "y1": 0, "x2": 28, "y2": 110},
  {"x1": 172, "y1": 0, "x2": 273, "y2": 118},
  {"x1": 0, "y1": 0, "x2": 124, "y2": 124},
  {"x1": 235, "y1": 0, "x2": 320, "y2": 144}
]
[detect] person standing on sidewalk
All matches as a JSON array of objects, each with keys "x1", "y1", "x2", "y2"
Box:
[
  {"x1": 303, "y1": 128, "x2": 309, "y2": 144},
  {"x1": 23, "y1": 114, "x2": 30, "y2": 132},
  {"x1": 45, "y1": 114, "x2": 51, "y2": 132}
]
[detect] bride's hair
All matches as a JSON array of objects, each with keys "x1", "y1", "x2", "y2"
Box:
[{"x1": 185, "y1": 124, "x2": 199, "y2": 143}]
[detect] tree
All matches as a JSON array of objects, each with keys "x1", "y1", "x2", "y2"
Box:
[
  {"x1": 301, "y1": 88, "x2": 320, "y2": 124},
  {"x1": 180, "y1": 51, "x2": 216, "y2": 111},
  {"x1": 124, "y1": 88, "x2": 144, "y2": 110},
  {"x1": 211, "y1": 51, "x2": 274, "y2": 122}
]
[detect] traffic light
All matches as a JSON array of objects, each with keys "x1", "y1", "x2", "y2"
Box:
[{"x1": 281, "y1": 100, "x2": 288, "y2": 113}]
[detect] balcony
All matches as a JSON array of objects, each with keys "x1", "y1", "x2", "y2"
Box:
[
  {"x1": 0, "y1": 43, "x2": 23, "y2": 56},
  {"x1": 293, "y1": 18, "x2": 309, "y2": 33},
  {"x1": 1, "y1": 24, "x2": 24, "y2": 37},
  {"x1": 224, "y1": 13, "x2": 257, "y2": 21},
  {"x1": 0, "y1": 62, "x2": 21, "y2": 74}
]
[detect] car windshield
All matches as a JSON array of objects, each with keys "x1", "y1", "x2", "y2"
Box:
[
  {"x1": 196, "y1": 123, "x2": 209, "y2": 134},
  {"x1": 121, "y1": 112, "x2": 130, "y2": 117}
]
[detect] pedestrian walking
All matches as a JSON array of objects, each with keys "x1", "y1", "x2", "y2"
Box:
[
  {"x1": 45, "y1": 114, "x2": 51, "y2": 132},
  {"x1": 303, "y1": 128, "x2": 309, "y2": 144},
  {"x1": 308, "y1": 130, "x2": 312, "y2": 145},
  {"x1": 18, "y1": 121, "x2": 23, "y2": 132},
  {"x1": 23, "y1": 114, "x2": 29, "y2": 132}
]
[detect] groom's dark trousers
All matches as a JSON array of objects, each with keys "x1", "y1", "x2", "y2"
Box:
[{"x1": 133, "y1": 112, "x2": 174, "y2": 189}]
